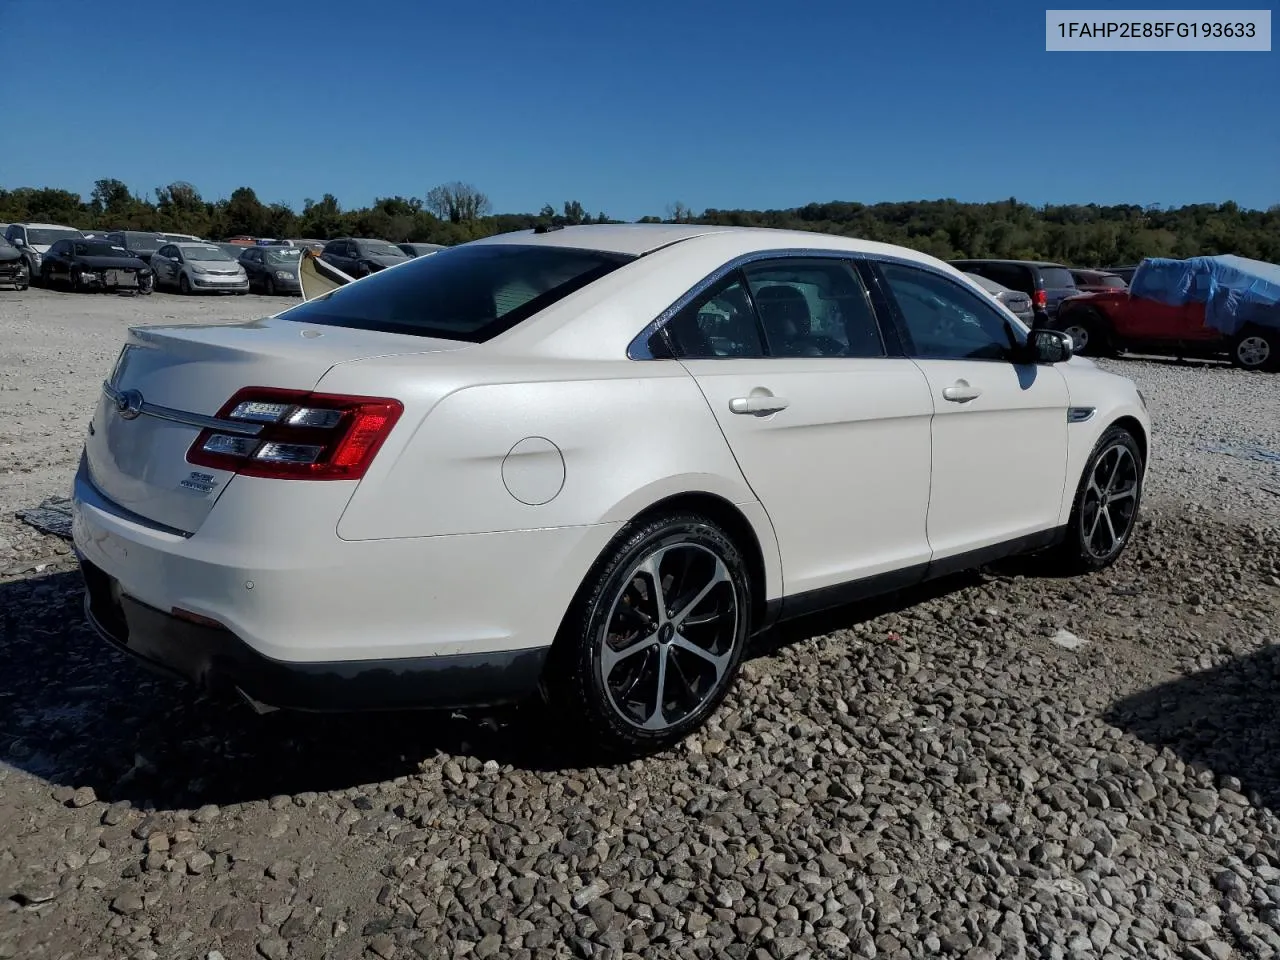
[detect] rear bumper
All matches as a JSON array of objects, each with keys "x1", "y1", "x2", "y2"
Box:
[
  {"x1": 78, "y1": 554, "x2": 547, "y2": 711},
  {"x1": 71, "y1": 456, "x2": 623, "y2": 709}
]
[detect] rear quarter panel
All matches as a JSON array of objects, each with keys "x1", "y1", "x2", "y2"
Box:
[{"x1": 316, "y1": 356, "x2": 767, "y2": 540}]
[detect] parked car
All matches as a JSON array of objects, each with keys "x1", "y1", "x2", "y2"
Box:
[
  {"x1": 162, "y1": 232, "x2": 204, "y2": 243},
  {"x1": 4, "y1": 222, "x2": 84, "y2": 281},
  {"x1": 72, "y1": 224, "x2": 1150, "y2": 754},
  {"x1": 963, "y1": 272, "x2": 1035, "y2": 327},
  {"x1": 0, "y1": 235, "x2": 29, "y2": 289},
  {"x1": 949, "y1": 259, "x2": 1080, "y2": 328},
  {"x1": 285, "y1": 238, "x2": 326, "y2": 254},
  {"x1": 150, "y1": 242, "x2": 249, "y2": 295},
  {"x1": 398, "y1": 242, "x2": 446, "y2": 258},
  {"x1": 39, "y1": 238, "x2": 154, "y2": 293},
  {"x1": 1069, "y1": 269, "x2": 1127, "y2": 293},
  {"x1": 1054, "y1": 254, "x2": 1279, "y2": 370},
  {"x1": 238, "y1": 245, "x2": 302, "y2": 295},
  {"x1": 213, "y1": 242, "x2": 249, "y2": 261},
  {"x1": 105, "y1": 231, "x2": 168, "y2": 266},
  {"x1": 320, "y1": 237, "x2": 408, "y2": 276}
]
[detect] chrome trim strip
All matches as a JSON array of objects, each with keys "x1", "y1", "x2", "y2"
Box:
[
  {"x1": 101, "y1": 381, "x2": 265, "y2": 436},
  {"x1": 626, "y1": 246, "x2": 1028, "y2": 360},
  {"x1": 1067, "y1": 406, "x2": 1096, "y2": 423}
]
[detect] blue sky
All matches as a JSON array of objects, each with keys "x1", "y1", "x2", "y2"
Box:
[{"x1": 4, "y1": 0, "x2": 1276, "y2": 218}]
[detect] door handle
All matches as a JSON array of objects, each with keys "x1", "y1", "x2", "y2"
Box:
[
  {"x1": 729, "y1": 395, "x2": 790, "y2": 416},
  {"x1": 942, "y1": 381, "x2": 982, "y2": 403}
]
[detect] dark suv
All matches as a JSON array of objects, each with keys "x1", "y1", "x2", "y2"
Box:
[{"x1": 949, "y1": 259, "x2": 1079, "y2": 328}]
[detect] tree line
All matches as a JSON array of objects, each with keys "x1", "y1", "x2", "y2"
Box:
[{"x1": 2, "y1": 179, "x2": 1277, "y2": 266}]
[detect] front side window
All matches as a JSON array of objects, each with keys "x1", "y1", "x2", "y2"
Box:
[
  {"x1": 279, "y1": 243, "x2": 633, "y2": 343},
  {"x1": 743, "y1": 259, "x2": 884, "y2": 358},
  {"x1": 879, "y1": 262, "x2": 1020, "y2": 362}
]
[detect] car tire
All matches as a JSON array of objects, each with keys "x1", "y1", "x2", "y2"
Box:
[
  {"x1": 1051, "y1": 425, "x2": 1144, "y2": 575},
  {"x1": 1229, "y1": 328, "x2": 1277, "y2": 372},
  {"x1": 545, "y1": 512, "x2": 752, "y2": 758},
  {"x1": 1056, "y1": 309, "x2": 1112, "y2": 357},
  {"x1": 265, "y1": 276, "x2": 276, "y2": 296},
  {"x1": 179, "y1": 274, "x2": 192, "y2": 295}
]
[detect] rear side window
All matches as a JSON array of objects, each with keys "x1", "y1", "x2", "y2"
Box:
[
  {"x1": 1039, "y1": 267, "x2": 1077, "y2": 289},
  {"x1": 279, "y1": 244, "x2": 634, "y2": 343}
]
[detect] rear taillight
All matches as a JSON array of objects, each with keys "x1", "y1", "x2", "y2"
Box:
[
  {"x1": 1033, "y1": 289, "x2": 1048, "y2": 308},
  {"x1": 186, "y1": 387, "x2": 402, "y2": 481}
]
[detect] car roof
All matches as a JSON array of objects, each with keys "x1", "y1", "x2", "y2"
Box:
[
  {"x1": 951, "y1": 258, "x2": 1069, "y2": 268},
  {"x1": 18, "y1": 222, "x2": 81, "y2": 230},
  {"x1": 469, "y1": 223, "x2": 950, "y2": 262}
]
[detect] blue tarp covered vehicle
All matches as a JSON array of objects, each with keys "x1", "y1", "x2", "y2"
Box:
[{"x1": 1130, "y1": 254, "x2": 1280, "y2": 337}]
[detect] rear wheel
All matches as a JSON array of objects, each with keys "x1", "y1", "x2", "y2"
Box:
[
  {"x1": 545, "y1": 512, "x2": 752, "y2": 757},
  {"x1": 1052, "y1": 426, "x2": 1144, "y2": 574},
  {"x1": 1056, "y1": 309, "x2": 1111, "y2": 357},
  {"x1": 1230, "y1": 329, "x2": 1277, "y2": 371}
]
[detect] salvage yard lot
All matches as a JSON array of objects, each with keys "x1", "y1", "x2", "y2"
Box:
[{"x1": 2, "y1": 288, "x2": 1280, "y2": 960}]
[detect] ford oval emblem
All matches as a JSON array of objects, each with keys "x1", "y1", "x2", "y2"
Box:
[{"x1": 116, "y1": 389, "x2": 144, "y2": 420}]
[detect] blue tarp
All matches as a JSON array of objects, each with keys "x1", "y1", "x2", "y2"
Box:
[{"x1": 1130, "y1": 255, "x2": 1280, "y2": 336}]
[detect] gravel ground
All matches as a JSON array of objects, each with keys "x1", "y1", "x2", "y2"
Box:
[{"x1": 2, "y1": 288, "x2": 1280, "y2": 960}]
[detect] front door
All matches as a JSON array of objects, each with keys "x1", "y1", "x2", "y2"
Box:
[
  {"x1": 871, "y1": 261, "x2": 1072, "y2": 564},
  {"x1": 664, "y1": 258, "x2": 936, "y2": 601}
]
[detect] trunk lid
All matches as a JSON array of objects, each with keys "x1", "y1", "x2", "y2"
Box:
[{"x1": 84, "y1": 315, "x2": 467, "y2": 534}]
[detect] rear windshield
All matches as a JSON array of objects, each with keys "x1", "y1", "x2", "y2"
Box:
[
  {"x1": 1039, "y1": 267, "x2": 1077, "y2": 289},
  {"x1": 1098, "y1": 274, "x2": 1127, "y2": 288},
  {"x1": 279, "y1": 244, "x2": 634, "y2": 343}
]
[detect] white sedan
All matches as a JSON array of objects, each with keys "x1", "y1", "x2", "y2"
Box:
[{"x1": 71, "y1": 224, "x2": 1150, "y2": 754}]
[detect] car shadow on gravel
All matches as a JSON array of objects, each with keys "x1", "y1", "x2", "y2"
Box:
[
  {"x1": 0, "y1": 564, "x2": 1001, "y2": 811},
  {"x1": 0, "y1": 571, "x2": 581, "y2": 811},
  {"x1": 1106, "y1": 644, "x2": 1280, "y2": 811}
]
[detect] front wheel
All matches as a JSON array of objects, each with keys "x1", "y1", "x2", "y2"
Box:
[
  {"x1": 1053, "y1": 426, "x2": 1144, "y2": 574},
  {"x1": 265, "y1": 276, "x2": 276, "y2": 296},
  {"x1": 1230, "y1": 330, "x2": 1277, "y2": 371},
  {"x1": 178, "y1": 274, "x2": 192, "y2": 295},
  {"x1": 545, "y1": 513, "x2": 752, "y2": 757}
]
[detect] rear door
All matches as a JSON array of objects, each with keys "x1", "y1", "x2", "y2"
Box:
[
  {"x1": 871, "y1": 260, "x2": 1070, "y2": 564},
  {"x1": 665, "y1": 257, "x2": 934, "y2": 601}
]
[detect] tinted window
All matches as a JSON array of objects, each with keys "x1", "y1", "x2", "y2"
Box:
[
  {"x1": 355, "y1": 240, "x2": 406, "y2": 259},
  {"x1": 1099, "y1": 274, "x2": 1127, "y2": 288},
  {"x1": 49, "y1": 240, "x2": 70, "y2": 255},
  {"x1": 122, "y1": 233, "x2": 164, "y2": 253},
  {"x1": 279, "y1": 244, "x2": 633, "y2": 343},
  {"x1": 658, "y1": 274, "x2": 765, "y2": 360},
  {"x1": 27, "y1": 227, "x2": 82, "y2": 246},
  {"x1": 74, "y1": 241, "x2": 128, "y2": 256},
  {"x1": 1039, "y1": 267, "x2": 1077, "y2": 289},
  {"x1": 743, "y1": 259, "x2": 884, "y2": 358},
  {"x1": 880, "y1": 263, "x2": 1019, "y2": 361}
]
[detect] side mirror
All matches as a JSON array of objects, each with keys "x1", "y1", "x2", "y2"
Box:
[{"x1": 1029, "y1": 328, "x2": 1074, "y2": 364}]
